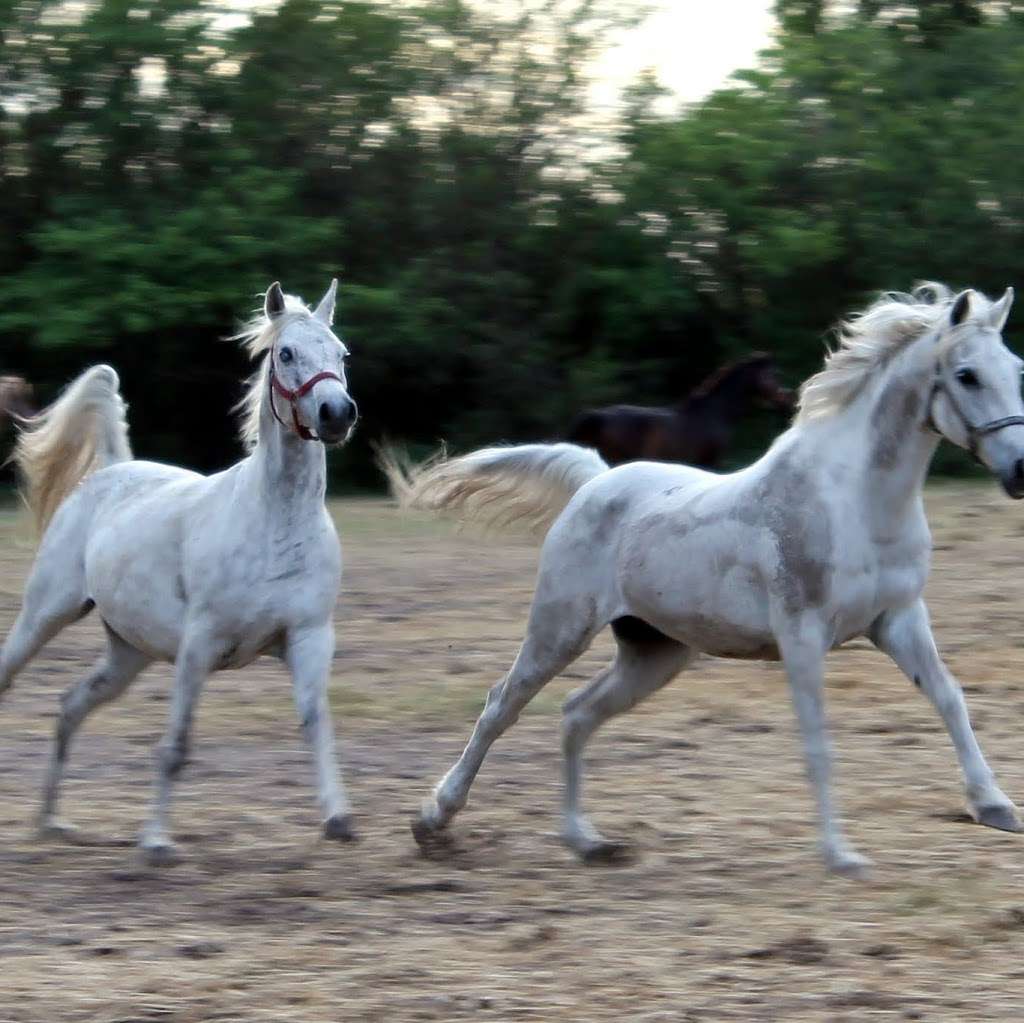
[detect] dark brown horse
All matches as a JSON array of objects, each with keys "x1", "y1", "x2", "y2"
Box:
[{"x1": 567, "y1": 353, "x2": 792, "y2": 468}]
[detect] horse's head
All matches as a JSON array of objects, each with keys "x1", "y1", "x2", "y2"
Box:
[
  {"x1": 0, "y1": 375, "x2": 35, "y2": 422},
  {"x1": 929, "y1": 287, "x2": 1024, "y2": 497},
  {"x1": 744, "y1": 354, "x2": 793, "y2": 412},
  {"x1": 264, "y1": 280, "x2": 357, "y2": 445}
]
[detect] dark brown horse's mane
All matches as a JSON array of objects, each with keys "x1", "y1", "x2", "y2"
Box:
[{"x1": 688, "y1": 352, "x2": 773, "y2": 401}]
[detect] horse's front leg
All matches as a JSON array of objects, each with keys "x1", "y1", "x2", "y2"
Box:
[
  {"x1": 285, "y1": 623, "x2": 356, "y2": 842},
  {"x1": 871, "y1": 600, "x2": 1021, "y2": 832},
  {"x1": 779, "y1": 626, "x2": 871, "y2": 876},
  {"x1": 140, "y1": 631, "x2": 216, "y2": 865}
]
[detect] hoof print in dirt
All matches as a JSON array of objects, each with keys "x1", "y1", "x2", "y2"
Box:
[
  {"x1": 323, "y1": 814, "x2": 359, "y2": 843},
  {"x1": 141, "y1": 843, "x2": 181, "y2": 868},
  {"x1": 177, "y1": 942, "x2": 226, "y2": 960},
  {"x1": 580, "y1": 840, "x2": 633, "y2": 866}
]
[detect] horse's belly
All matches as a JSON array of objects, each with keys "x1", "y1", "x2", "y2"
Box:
[
  {"x1": 631, "y1": 566, "x2": 780, "y2": 661},
  {"x1": 86, "y1": 541, "x2": 186, "y2": 661},
  {"x1": 689, "y1": 623, "x2": 780, "y2": 661},
  {"x1": 101, "y1": 613, "x2": 182, "y2": 661},
  {"x1": 89, "y1": 568, "x2": 184, "y2": 661}
]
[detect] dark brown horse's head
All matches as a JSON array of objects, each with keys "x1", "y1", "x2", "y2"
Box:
[
  {"x1": 735, "y1": 353, "x2": 792, "y2": 412},
  {"x1": 0, "y1": 375, "x2": 36, "y2": 424}
]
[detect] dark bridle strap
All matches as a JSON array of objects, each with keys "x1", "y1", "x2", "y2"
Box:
[
  {"x1": 974, "y1": 415, "x2": 1024, "y2": 436},
  {"x1": 925, "y1": 376, "x2": 1024, "y2": 461},
  {"x1": 268, "y1": 365, "x2": 344, "y2": 442}
]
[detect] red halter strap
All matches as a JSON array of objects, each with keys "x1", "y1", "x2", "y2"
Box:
[{"x1": 268, "y1": 363, "x2": 344, "y2": 442}]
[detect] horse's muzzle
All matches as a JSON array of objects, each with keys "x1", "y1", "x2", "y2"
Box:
[
  {"x1": 318, "y1": 396, "x2": 358, "y2": 445},
  {"x1": 999, "y1": 457, "x2": 1024, "y2": 499}
]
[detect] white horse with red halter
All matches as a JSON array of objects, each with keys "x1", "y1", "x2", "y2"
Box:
[
  {"x1": 386, "y1": 283, "x2": 1024, "y2": 876},
  {"x1": 0, "y1": 280, "x2": 358, "y2": 864}
]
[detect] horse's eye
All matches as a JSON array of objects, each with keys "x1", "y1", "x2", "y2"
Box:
[
  {"x1": 279, "y1": 347, "x2": 293, "y2": 364},
  {"x1": 956, "y1": 368, "x2": 980, "y2": 388}
]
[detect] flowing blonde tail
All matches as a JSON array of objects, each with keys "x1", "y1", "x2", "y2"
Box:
[
  {"x1": 377, "y1": 441, "x2": 609, "y2": 534},
  {"x1": 12, "y1": 365, "x2": 132, "y2": 535}
]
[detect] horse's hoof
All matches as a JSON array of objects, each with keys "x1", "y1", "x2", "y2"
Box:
[
  {"x1": 141, "y1": 841, "x2": 181, "y2": 867},
  {"x1": 825, "y1": 850, "x2": 873, "y2": 878},
  {"x1": 975, "y1": 803, "x2": 1023, "y2": 833},
  {"x1": 411, "y1": 815, "x2": 455, "y2": 859},
  {"x1": 323, "y1": 814, "x2": 358, "y2": 843},
  {"x1": 37, "y1": 818, "x2": 79, "y2": 842},
  {"x1": 578, "y1": 839, "x2": 633, "y2": 866}
]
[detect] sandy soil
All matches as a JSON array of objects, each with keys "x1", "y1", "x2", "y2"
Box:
[{"x1": 3, "y1": 487, "x2": 1024, "y2": 1021}]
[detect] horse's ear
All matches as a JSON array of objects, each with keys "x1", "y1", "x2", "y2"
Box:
[
  {"x1": 950, "y1": 289, "x2": 974, "y2": 327},
  {"x1": 264, "y1": 282, "x2": 286, "y2": 320},
  {"x1": 989, "y1": 286, "x2": 1014, "y2": 332},
  {"x1": 314, "y1": 278, "x2": 338, "y2": 326}
]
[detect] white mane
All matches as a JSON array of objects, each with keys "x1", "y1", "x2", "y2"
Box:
[
  {"x1": 233, "y1": 292, "x2": 313, "y2": 451},
  {"x1": 796, "y1": 282, "x2": 993, "y2": 422}
]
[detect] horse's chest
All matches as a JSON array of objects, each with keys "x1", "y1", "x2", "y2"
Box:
[
  {"x1": 830, "y1": 544, "x2": 928, "y2": 644},
  {"x1": 188, "y1": 536, "x2": 340, "y2": 659}
]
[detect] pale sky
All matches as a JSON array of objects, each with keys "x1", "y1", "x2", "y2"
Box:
[
  {"x1": 590, "y1": 1, "x2": 777, "y2": 109},
  {"x1": 213, "y1": 1, "x2": 778, "y2": 108}
]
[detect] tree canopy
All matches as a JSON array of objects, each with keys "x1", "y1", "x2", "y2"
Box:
[{"x1": 2, "y1": 0, "x2": 1022, "y2": 481}]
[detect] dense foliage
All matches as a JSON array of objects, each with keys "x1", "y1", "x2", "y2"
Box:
[{"x1": 2, "y1": 0, "x2": 1022, "y2": 482}]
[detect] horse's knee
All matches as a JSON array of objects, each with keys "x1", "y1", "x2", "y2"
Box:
[
  {"x1": 561, "y1": 708, "x2": 588, "y2": 750},
  {"x1": 157, "y1": 737, "x2": 189, "y2": 778}
]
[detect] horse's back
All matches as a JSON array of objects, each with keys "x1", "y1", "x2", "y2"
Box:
[
  {"x1": 37, "y1": 459, "x2": 200, "y2": 552},
  {"x1": 587, "y1": 458, "x2": 717, "y2": 506},
  {"x1": 553, "y1": 459, "x2": 717, "y2": 546},
  {"x1": 568, "y1": 405, "x2": 674, "y2": 466}
]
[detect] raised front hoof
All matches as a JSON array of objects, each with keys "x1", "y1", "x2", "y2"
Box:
[
  {"x1": 140, "y1": 840, "x2": 181, "y2": 867},
  {"x1": 36, "y1": 818, "x2": 80, "y2": 842},
  {"x1": 323, "y1": 814, "x2": 358, "y2": 843},
  {"x1": 576, "y1": 838, "x2": 633, "y2": 866},
  {"x1": 974, "y1": 803, "x2": 1024, "y2": 833},
  {"x1": 824, "y1": 849, "x2": 873, "y2": 879},
  {"x1": 411, "y1": 815, "x2": 456, "y2": 859}
]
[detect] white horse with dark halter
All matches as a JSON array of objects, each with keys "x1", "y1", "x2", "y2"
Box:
[
  {"x1": 385, "y1": 284, "x2": 1024, "y2": 875},
  {"x1": 0, "y1": 280, "x2": 358, "y2": 864}
]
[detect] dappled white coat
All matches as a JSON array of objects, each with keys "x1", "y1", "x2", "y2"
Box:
[
  {"x1": 0, "y1": 280, "x2": 358, "y2": 863},
  {"x1": 388, "y1": 284, "x2": 1024, "y2": 875}
]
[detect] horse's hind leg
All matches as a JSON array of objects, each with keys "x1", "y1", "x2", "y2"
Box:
[
  {"x1": 38, "y1": 627, "x2": 151, "y2": 837},
  {"x1": 561, "y1": 617, "x2": 694, "y2": 862},
  {"x1": 413, "y1": 592, "x2": 602, "y2": 849},
  {"x1": 0, "y1": 560, "x2": 92, "y2": 698}
]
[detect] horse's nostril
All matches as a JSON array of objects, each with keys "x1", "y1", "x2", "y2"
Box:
[
  {"x1": 319, "y1": 402, "x2": 332, "y2": 424},
  {"x1": 1015, "y1": 458, "x2": 1024, "y2": 482}
]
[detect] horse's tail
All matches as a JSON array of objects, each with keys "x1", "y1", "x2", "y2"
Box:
[
  {"x1": 12, "y1": 365, "x2": 132, "y2": 536},
  {"x1": 378, "y1": 442, "x2": 609, "y2": 534}
]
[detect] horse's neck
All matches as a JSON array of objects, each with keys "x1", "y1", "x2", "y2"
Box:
[
  {"x1": 684, "y1": 371, "x2": 750, "y2": 419},
  {"x1": 245, "y1": 401, "x2": 326, "y2": 520},
  {"x1": 802, "y1": 347, "x2": 940, "y2": 521}
]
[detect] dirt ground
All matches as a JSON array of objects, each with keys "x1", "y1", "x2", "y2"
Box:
[{"x1": 4, "y1": 487, "x2": 1024, "y2": 1021}]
